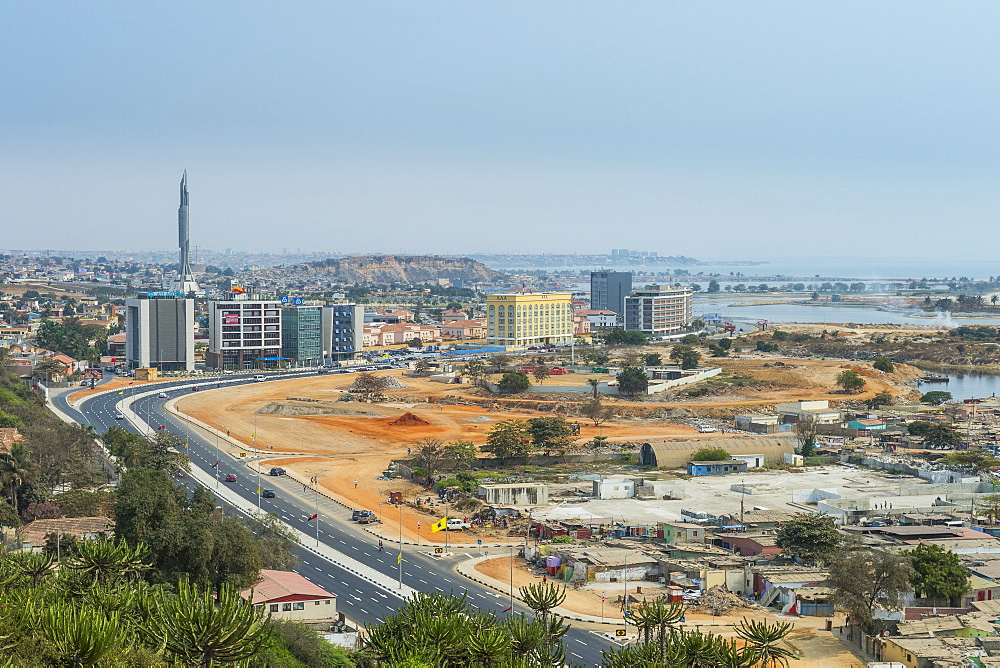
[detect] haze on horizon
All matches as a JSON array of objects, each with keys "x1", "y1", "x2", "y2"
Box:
[{"x1": 2, "y1": 1, "x2": 996, "y2": 261}]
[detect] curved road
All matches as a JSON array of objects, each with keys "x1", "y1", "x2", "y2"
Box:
[{"x1": 56, "y1": 370, "x2": 615, "y2": 666}]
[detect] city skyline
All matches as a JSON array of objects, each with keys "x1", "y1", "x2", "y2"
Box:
[{"x1": 3, "y1": 1, "x2": 997, "y2": 259}]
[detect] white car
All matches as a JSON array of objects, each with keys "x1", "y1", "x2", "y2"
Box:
[
  {"x1": 696, "y1": 425, "x2": 718, "y2": 433},
  {"x1": 446, "y1": 519, "x2": 471, "y2": 531},
  {"x1": 114, "y1": 412, "x2": 125, "y2": 420},
  {"x1": 157, "y1": 392, "x2": 168, "y2": 399},
  {"x1": 222, "y1": 370, "x2": 235, "y2": 375}
]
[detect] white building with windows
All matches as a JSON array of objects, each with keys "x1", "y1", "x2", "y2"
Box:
[
  {"x1": 624, "y1": 285, "x2": 693, "y2": 338},
  {"x1": 124, "y1": 292, "x2": 196, "y2": 371},
  {"x1": 240, "y1": 570, "x2": 337, "y2": 621},
  {"x1": 207, "y1": 294, "x2": 283, "y2": 369}
]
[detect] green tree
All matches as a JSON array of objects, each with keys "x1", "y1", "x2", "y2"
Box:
[
  {"x1": 872, "y1": 357, "x2": 894, "y2": 372},
  {"x1": 774, "y1": 513, "x2": 842, "y2": 565},
  {"x1": 836, "y1": 370, "x2": 866, "y2": 394},
  {"x1": 921, "y1": 390, "x2": 953, "y2": 405},
  {"x1": 0, "y1": 441, "x2": 35, "y2": 512},
  {"x1": 643, "y1": 353, "x2": 662, "y2": 366},
  {"x1": 734, "y1": 618, "x2": 796, "y2": 668},
  {"x1": 531, "y1": 365, "x2": 551, "y2": 385},
  {"x1": 616, "y1": 367, "x2": 649, "y2": 396},
  {"x1": 602, "y1": 329, "x2": 647, "y2": 345},
  {"x1": 497, "y1": 372, "x2": 531, "y2": 394},
  {"x1": 587, "y1": 377, "x2": 601, "y2": 399},
  {"x1": 483, "y1": 420, "x2": 532, "y2": 465},
  {"x1": 464, "y1": 359, "x2": 486, "y2": 386},
  {"x1": 707, "y1": 280, "x2": 720, "y2": 293},
  {"x1": 794, "y1": 420, "x2": 818, "y2": 457},
  {"x1": 487, "y1": 354, "x2": 512, "y2": 371},
  {"x1": 444, "y1": 440, "x2": 479, "y2": 471},
  {"x1": 906, "y1": 544, "x2": 969, "y2": 604},
  {"x1": 925, "y1": 424, "x2": 964, "y2": 450},
  {"x1": 691, "y1": 447, "x2": 729, "y2": 461},
  {"x1": 907, "y1": 420, "x2": 932, "y2": 436},
  {"x1": 828, "y1": 548, "x2": 913, "y2": 635},
  {"x1": 526, "y1": 417, "x2": 575, "y2": 456},
  {"x1": 940, "y1": 450, "x2": 998, "y2": 470},
  {"x1": 680, "y1": 348, "x2": 700, "y2": 369},
  {"x1": 867, "y1": 391, "x2": 894, "y2": 409}
]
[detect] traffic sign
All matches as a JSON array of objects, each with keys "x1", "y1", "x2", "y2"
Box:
[
  {"x1": 240, "y1": 453, "x2": 246, "y2": 457},
  {"x1": 477, "y1": 539, "x2": 482, "y2": 545},
  {"x1": 615, "y1": 629, "x2": 626, "y2": 637},
  {"x1": 434, "y1": 547, "x2": 443, "y2": 554}
]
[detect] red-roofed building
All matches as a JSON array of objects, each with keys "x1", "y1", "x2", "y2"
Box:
[
  {"x1": 441, "y1": 319, "x2": 487, "y2": 340},
  {"x1": 240, "y1": 569, "x2": 338, "y2": 620}
]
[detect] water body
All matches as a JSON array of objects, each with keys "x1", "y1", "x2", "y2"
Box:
[
  {"x1": 692, "y1": 299, "x2": 1000, "y2": 328},
  {"x1": 921, "y1": 372, "x2": 1000, "y2": 402}
]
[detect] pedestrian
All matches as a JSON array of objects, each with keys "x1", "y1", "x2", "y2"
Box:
[{"x1": 354, "y1": 480, "x2": 358, "y2": 488}]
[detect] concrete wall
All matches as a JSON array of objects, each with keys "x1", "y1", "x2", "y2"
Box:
[
  {"x1": 593, "y1": 478, "x2": 635, "y2": 499},
  {"x1": 791, "y1": 488, "x2": 841, "y2": 504},
  {"x1": 477, "y1": 484, "x2": 549, "y2": 506}
]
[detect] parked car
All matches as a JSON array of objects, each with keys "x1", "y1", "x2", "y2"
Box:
[
  {"x1": 446, "y1": 519, "x2": 471, "y2": 531},
  {"x1": 357, "y1": 514, "x2": 378, "y2": 524},
  {"x1": 225, "y1": 473, "x2": 237, "y2": 482},
  {"x1": 352, "y1": 510, "x2": 374, "y2": 522},
  {"x1": 261, "y1": 489, "x2": 276, "y2": 498},
  {"x1": 696, "y1": 425, "x2": 718, "y2": 433},
  {"x1": 269, "y1": 467, "x2": 286, "y2": 476}
]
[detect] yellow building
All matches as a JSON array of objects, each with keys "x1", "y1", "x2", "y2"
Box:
[{"x1": 486, "y1": 293, "x2": 573, "y2": 348}]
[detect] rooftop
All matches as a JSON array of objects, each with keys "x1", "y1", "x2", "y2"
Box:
[{"x1": 241, "y1": 569, "x2": 335, "y2": 606}]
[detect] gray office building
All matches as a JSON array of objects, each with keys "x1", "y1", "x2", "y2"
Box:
[
  {"x1": 125, "y1": 293, "x2": 196, "y2": 371},
  {"x1": 321, "y1": 304, "x2": 365, "y2": 361},
  {"x1": 590, "y1": 271, "x2": 632, "y2": 315},
  {"x1": 281, "y1": 305, "x2": 323, "y2": 366}
]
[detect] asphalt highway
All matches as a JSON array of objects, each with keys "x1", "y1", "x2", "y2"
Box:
[{"x1": 55, "y1": 370, "x2": 616, "y2": 666}]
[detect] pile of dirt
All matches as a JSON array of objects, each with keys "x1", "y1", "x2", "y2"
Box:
[
  {"x1": 254, "y1": 401, "x2": 381, "y2": 417},
  {"x1": 693, "y1": 586, "x2": 759, "y2": 615},
  {"x1": 389, "y1": 412, "x2": 430, "y2": 427}
]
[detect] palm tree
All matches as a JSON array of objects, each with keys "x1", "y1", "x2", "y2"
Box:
[
  {"x1": 587, "y1": 378, "x2": 600, "y2": 399},
  {"x1": 735, "y1": 617, "x2": 796, "y2": 668},
  {"x1": 0, "y1": 442, "x2": 33, "y2": 511}
]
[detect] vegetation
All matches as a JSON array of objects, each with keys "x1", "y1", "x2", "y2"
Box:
[
  {"x1": 497, "y1": 371, "x2": 531, "y2": 394},
  {"x1": 483, "y1": 420, "x2": 533, "y2": 464},
  {"x1": 906, "y1": 544, "x2": 969, "y2": 603},
  {"x1": 602, "y1": 329, "x2": 647, "y2": 345},
  {"x1": 872, "y1": 356, "x2": 894, "y2": 372},
  {"x1": 828, "y1": 547, "x2": 913, "y2": 635},
  {"x1": 774, "y1": 513, "x2": 842, "y2": 565},
  {"x1": 35, "y1": 317, "x2": 112, "y2": 364},
  {"x1": 691, "y1": 447, "x2": 730, "y2": 462},
  {"x1": 755, "y1": 340, "x2": 779, "y2": 353},
  {"x1": 793, "y1": 420, "x2": 818, "y2": 457},
  {"x1": 925, "y1": 424, "x2": 964, "y2": 450},
  {"x1": 531, "y1": 365, "x2": 551, "y2": 385},
  {"x1": 921, "y1": 390, "x2": 953, "y2": 405},
  {"x1": 526, "y1": 417, "x2": 576, "y2": 457},
  {"x1": 907, "y1": 420, "x2": 932, "y2": 436},
  {"x1": 670, "y1": 345, "x2": 700, "y2": 369},
  {"x1": 581, "y1": 399, "x2": 613, "y2": 427},
  {"x1": 940, "y1": 450, "x2": 999, "y2": 471},
  {"x1": 350, "y1": 372, "x2": 390, "y2": 401},
  {"x1": 616, "y1": 367, "x2": 649, "y2": 396},
  {"x1": 835, "y1": 370, "x2": 866, "y2": 394}
]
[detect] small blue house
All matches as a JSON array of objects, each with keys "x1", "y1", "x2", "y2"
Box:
[{"x1": 686, "y1": 460, "x2": 749, "y2": 476}]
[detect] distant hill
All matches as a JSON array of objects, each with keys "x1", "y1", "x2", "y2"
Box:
[{"x1": 294, "y1": 255, "x2": 503, "y2": 285}]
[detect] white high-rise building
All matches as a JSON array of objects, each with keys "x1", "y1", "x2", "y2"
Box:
[
  {"x1": 125, "y1": 294, "x2": 196, "y2": 371},
  {"x1": 207, "y1": 294, "x2": 283, "y2": 369}
]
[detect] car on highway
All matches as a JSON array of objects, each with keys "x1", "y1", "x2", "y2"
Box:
[
  {"x1": 253, "y1": 375, "x2": 266, "y2": 382},
  {"x1": 157, "y1": 392, "x2": 168, "y2": 399},
  {"x1": 222, "y1": 370, "x2": 235, "y2": 375},
  {"x1": 269, "y1": 467, "x2": 286, "y2": 476},
  {"x1": 225, "y1": 473, "x2": 237, "y2": 482},
  {"x1": 261, "y1": 489, "x2": 276, "y2": 498},
  {"x1": 191, "y1": 386, "x2": 201, "y2": 391},
  {"x1": 114, "y1": 412, "x2": 125, "y2": 420}
]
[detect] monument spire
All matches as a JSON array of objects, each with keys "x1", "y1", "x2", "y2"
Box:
[{"x1": 172, "y1": 170, "x2": 200, "y2": 294}]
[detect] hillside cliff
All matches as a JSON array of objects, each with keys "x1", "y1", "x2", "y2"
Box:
[{"x1": 295, "y1": 255, "x2": 503, "y2": 285}]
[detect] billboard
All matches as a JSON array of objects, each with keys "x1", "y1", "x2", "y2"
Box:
[{"x1": 224, "y1": 314, "x2": 240, "y2": 325}]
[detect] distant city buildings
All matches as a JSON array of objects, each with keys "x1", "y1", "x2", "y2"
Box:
[
  {"x1": 624, "y1": 285, "x2": 693, "y2": 338},
  {"x1": 124, "y1": 293, "x2": 196, "y2": 371},
  {"x1": 486, "y1": 292, "x2": 573, "y2": 348},
  {"x1": 610, "y1": 249, "x2": 658, "y2": 258},
  {"x1": 206, "y1": 294, "x2": 282, "y2": 369},
  {"x1": 590, "y1": 270, "x2": 632, "y2": 316}
]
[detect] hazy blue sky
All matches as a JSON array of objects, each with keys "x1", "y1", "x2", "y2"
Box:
[{"x1": 2, "y1": 1, "x2": 997, "y2": 260}]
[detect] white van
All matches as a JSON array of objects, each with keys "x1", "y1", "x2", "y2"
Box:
[{"x1": 253, "y1": 375, "x2": 265, "y2": 382}]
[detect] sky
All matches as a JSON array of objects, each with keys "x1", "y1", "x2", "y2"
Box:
[{"x1": 2, "y1": 1, "x2": 997, "y2": 260}]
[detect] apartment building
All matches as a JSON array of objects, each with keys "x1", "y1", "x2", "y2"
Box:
[
  {"x1": 590, "y1": 271, "x2": 632, "y2": 315},
  {"x1": 623, "y1": 285, "x2": 693, "y2": 338},
  {"x1": 207, "y1": 295, "x2": 282, "y2": 369},
  {"x1": 486, "y1": 292, "x2": 573, "y2": 348}
]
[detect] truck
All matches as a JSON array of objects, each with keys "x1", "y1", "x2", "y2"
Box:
[{"x1": 446, "y1": 518, "x2": 471, "y2": 531}]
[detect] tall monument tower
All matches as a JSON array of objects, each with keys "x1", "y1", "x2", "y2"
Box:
[{"x1": 172, "y1": 171, "x2": 200, "y2": 295}]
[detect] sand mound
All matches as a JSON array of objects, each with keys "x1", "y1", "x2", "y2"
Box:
[{"x1": 389, "y1": 412, "x2": 430, "y2": 427}]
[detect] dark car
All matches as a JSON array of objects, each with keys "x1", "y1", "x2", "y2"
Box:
[
  {"x1": 225, "y1": 473, "x2": 237, "y2": 482},
  {"x1": 269, "y1": 467, "x2": 286, "y2": 476},
  {"x1": 261, "y1": 489, "x2": 276, "y2": 499},
  {"x1": 352, "y1": 509, "x2": 373, "y2": 521},
  {"x1": 191, "y1": 386, "x2": 201, "y2": 392}
]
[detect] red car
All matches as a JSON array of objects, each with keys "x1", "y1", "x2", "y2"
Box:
[{"x1": 225, "y1": 474, "x2": 237, "y2": 482}]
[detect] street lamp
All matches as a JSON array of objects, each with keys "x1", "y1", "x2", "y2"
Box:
[{"x1": 305, "y1": 469, "x2": 329, "y2": 547}]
